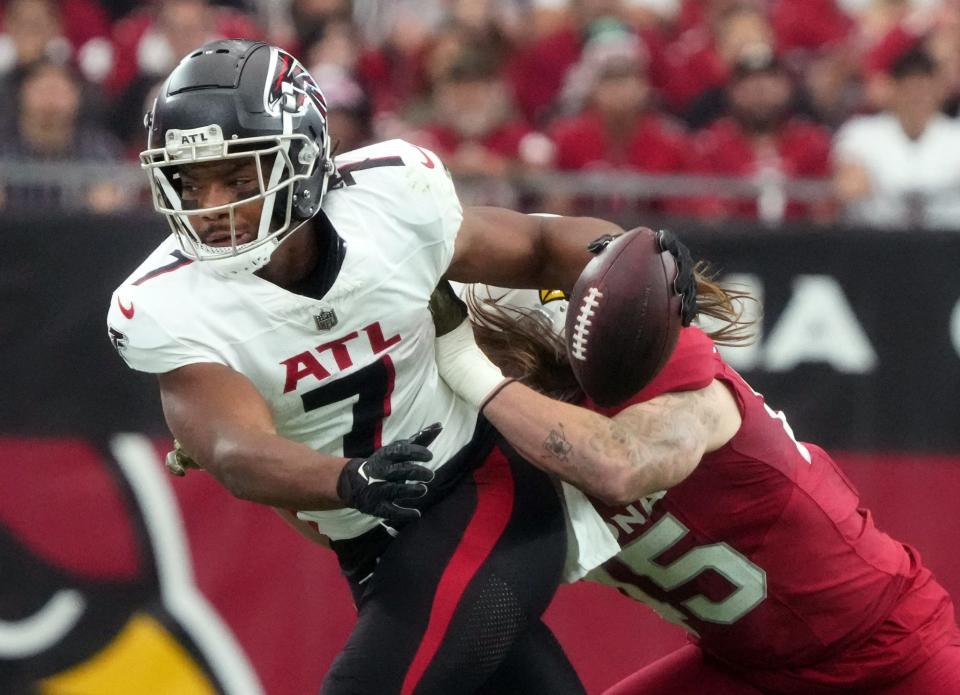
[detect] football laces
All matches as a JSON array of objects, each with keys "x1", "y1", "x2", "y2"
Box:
[{"x1": 571, "y1": 287, "x2": 602, "y2": 361}]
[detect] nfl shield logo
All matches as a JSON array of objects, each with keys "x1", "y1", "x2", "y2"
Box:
[{"x1": 314, "y1": 308, "x2": 338, "y2": 330}]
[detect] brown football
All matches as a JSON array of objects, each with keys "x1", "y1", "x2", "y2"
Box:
[{"x1": 565, "y1": 227, "x2": 683, "y2": 407}]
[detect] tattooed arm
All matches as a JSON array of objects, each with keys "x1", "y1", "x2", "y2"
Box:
[{"x1": 482, "y1": 380, "x2": 742, "y2": 505}]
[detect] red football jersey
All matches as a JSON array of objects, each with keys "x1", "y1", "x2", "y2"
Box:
[{"x1": 588, "y1": 327, "x2": 957, "y2": 692}]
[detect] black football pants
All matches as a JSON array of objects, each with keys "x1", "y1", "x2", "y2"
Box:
[{"x1": 321, "y1": 428, "x2": 585, "y2": 695}]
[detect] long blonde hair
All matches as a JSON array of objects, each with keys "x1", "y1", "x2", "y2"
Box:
[{"x1": 468, "y1": 266, "x2": 757, "y2": 401}]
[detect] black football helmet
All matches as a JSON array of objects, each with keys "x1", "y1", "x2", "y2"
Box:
[{"x1": 140, "y1": 39, "x2": 334, "y2": 274}]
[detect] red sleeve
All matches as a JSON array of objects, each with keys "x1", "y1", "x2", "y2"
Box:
[
  {"x1": 771, "y1": 0, "x2": 853, "y2": 53},
  {"x1": 548, "y1": 115, "x2": 604, "y2": 170},
  {"x1": 484, "y1": 121, "x2": 533, "y2": 158},
  {"x1": 864, "y1": 24, "x2": 922, "y2": 76},
  {"x1": 783, "y1": 121, "x2": 833, "y2": 177},
  {"x1": 587, "y1": 326, "x2": 719, "y2": 415},
  {"x1": 104, "y1": 11, "x2": 151, "y2": 96},
  {"x1": 62, "y1": 0, "x2": 111, "y2": 46},
  {"x1": 506, "y1": 29, "x2": 581, "y2": 123}
]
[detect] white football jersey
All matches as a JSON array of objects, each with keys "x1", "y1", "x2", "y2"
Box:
[{"x1": 107, "y1": 140, "x2": 478, "y2": 540}]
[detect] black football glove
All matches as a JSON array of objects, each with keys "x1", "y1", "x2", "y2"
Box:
[
  {"x1": 586, "y1": 233, "x2": 622, "y2": 254},
  {"x1": 336, "y1": 423, "x2": 443, "y2": 524},
  {"x1": 656, "y1": 229, "x2": 698, "y2": 327},
  {"x1": 588, "y1": 229, "x2": 699, "y2": 327}
]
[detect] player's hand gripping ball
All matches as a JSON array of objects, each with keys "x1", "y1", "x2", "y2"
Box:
[{"x1": 565, "y1": 227, "x2": 697, "y2": 407}]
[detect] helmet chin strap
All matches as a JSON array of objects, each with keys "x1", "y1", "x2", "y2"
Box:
[
  {"x1": 206, "y1": 238, "x2": 279, "y2": 277},
  {"x1": 206, "y1": 216, "x2": 312, "y2": 278}
]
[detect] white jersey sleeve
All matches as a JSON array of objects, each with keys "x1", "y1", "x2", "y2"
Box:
[
  {"x1": 108, "y1": 287, "x2": 228, "y2": 374},
  {"x1": 106, "y1": 242, "x2": 230, "y2": 374},
  {"x1": 332, "y1": 139, "x2": 463, "y2": 284}
]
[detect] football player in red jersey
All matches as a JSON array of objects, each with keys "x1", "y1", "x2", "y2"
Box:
[{"x1": 433, "y1": 241, "x2": 960, "y2": 694}]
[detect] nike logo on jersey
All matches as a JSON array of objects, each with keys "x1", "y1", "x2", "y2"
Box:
[
  {"x1": 413, "y1": 145, "x2": 435, "y2": 169},
  {"x1": 117, "y1": 296, "x2": 135, "y2": 319}
]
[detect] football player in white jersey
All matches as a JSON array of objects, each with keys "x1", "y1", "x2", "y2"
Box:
[{"x1": 106, "y1": 40, "x2": 635, "y2": 694}]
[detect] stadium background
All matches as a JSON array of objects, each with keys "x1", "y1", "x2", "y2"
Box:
[{"x1": 2, "y1": 0, "x2": 960, "y2": 693}]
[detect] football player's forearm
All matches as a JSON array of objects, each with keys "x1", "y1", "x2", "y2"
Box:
[
  {"x1": 449, "y1": 208, "x2": 622, "y2": 291},
  {"x1": 534, "y1": 215, "x2": 624, "y2": 291},
  {"x1": 483, "y1": 382, "x2": 664, "y2": 505},
  {"x1": 485, "y1": 382, "x2": 710, "y2": 504},
  {"x1": 207, "y1": 429, "x2": 346, "y2": 509}
]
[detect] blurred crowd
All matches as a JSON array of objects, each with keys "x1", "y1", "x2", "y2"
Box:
[{"x1": 3, "y1": 0, "x2": 960, "y2": 229}]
